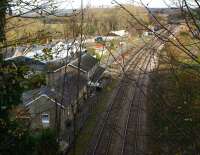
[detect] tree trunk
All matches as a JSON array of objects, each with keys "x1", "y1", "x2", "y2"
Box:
[{"x1": 0, "y1": 0, "x2": 8, "y2": 43}]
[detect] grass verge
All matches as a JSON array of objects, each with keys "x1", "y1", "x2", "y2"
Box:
[{"x1": 68, "y1": 78, "x2": 118, "y2": 155}]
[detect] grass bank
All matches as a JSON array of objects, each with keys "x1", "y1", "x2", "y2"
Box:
[
  {"x1": 148, "y1": 66, "x2": 200, "y2": 154},
  {"x1": 68, "y1": 78, "x2": 118, "y2": 155}
]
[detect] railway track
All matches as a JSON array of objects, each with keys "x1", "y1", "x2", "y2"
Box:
[
  {"x1": 120, "y1": 26, "x2": 178, "y2": 155},
  {"x1": 90, "y1": 45, "x2": 149, "y2": 155},
  {"x1": 121, "y1": 44, "x2": 158, "y2": 155},
  {"x1": 84, "y1": 27, "x2": 169, "y2": 154},
  {"x1": 85, "y1": 36, "x2": 159, "y2": 154}
]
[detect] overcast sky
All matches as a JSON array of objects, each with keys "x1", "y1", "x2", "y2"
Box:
[
  {"x1": 58, "y1": 0, "x2": 174, "y2": 9},
  {"x1": 13, "y1": 0, "x2": 176, "y2": 15}
]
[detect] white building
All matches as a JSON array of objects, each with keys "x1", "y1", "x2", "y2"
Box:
[{"x1": 109, "y1": 30, "x2": 129, "y2": 37}]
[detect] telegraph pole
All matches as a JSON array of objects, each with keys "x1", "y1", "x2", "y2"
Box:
[{"x1": 73, "y1": 0, "x2": 84, "y2": 154}]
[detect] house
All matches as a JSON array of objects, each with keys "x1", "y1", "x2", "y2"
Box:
[
  {"x1": 68, "y1": 53, "x2": 99, "y2": 81},
  {"x1": 46, "y1": 65, "x2": 68, "y2": 87},
  {"x1": 49, "y1": 67, "x2": 88, "y2": 106},
  {"x1": 21, "y1": 54, "x2": 105, "y2": 150},
  {"x1": 143, "y1": 31, "x2": 149, "y2": 36},
  {"x1": 24, "y1": 41, "x2": 86, "y2": 62},
  {"x1": 5, "y1": 56, "x2": 46, "y2": 85},
  {"x1": 109, "y1": 30, "x2": 129, "y2": 37},
  {"x1": 22, "y1": 86, "x2": 66, "y2": 129},
  {"x1": 192, "y1": 30, "x2": 200, "y2": 39},
  {"x1": 2, "y1": 47, "x2": 16, "y2": 59},
  {"x1": 68, "y1": 53, "x2": 106, "y2": 92},
  {"x1": 2, "y1": 46, "x2": 31, "y2": 59},
  {"x1": 22, "y1": 68, "x2": 87, "y2": 141},
  {"x1": 94, "y1": 43, "x2": 108, "y2": 55},
  {"x1": 5, "y1": 56, "x2": 46, "y2": 72},
  {"x1": 46, "y1": 54, "x2": 106, "y2": 92}
]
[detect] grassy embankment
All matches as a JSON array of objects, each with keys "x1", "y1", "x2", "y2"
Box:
[
  {"x1": 68, "y1": 78, "x2": 118, "y2": 155},
  {"x1": 147, "y1": 26, "x2": 200, "y2": 154}
]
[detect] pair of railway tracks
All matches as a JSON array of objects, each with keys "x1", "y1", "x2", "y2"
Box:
[
  {"x1": 85, "y1": 36, "x2": 163, "y2": 155},
  {"x1": 121, "y1": 43, "x2": 158, "y2": 155}
]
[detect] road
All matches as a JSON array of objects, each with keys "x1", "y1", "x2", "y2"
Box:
[{"x1": 85, "y1": 35, "x2": 164, "y2": 155}]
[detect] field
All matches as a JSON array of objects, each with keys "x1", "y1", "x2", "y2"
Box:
[
  {"x1": 6, "y1": 16, "x2": 66, "y2": 43},
  {"x1": 5, "y1": 5, "x2": 149, "y2": 45}
]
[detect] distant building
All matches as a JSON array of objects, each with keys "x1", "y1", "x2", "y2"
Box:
[
  {"x1": 5, "y1": 56, "x2": 46, "y2": 72},
  {"x1": 192, "y1": 29, "x2": 200, "y2": 39},
  {"x1": 148, "y1": 25, "x2": 156, "y2": 33},
  {"x1": 24, "y1": 41, "x2": 86, "y2": 62},
  {"x1": 143, "y1": 31, "x2": 149, "y2": 36},
  {"x1": 1, "y1": 47, "x2": 16, "y2": 59},
  {"x1": 109, "y1": 30, "x2": 129, "y2": 37}
]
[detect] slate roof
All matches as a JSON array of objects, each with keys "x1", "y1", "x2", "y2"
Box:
[
  {"x1": 6, "y1": 56, "x2": 46, "y2": 71},
  {"x1": 69, "y1": 53, "x2": 98, "y2": 72},
  {"x1": 23, "y1": 68, "x2": 87, "y2": 107},
  {"x1": 90, "y1": 66, "x2": 105, "y2": 83},
  {"x1": 22, "y1": 86, "x2": 57, "y2": 106},
  {"x1": 2, "y1": 47, "x2": 16, "y2": 59},
  {"x1": 6, "y1": 56, "x2": 45, "y2": 65},
  {"x1": 54, "y1": 70, "x2": 87, "y2": 105}
]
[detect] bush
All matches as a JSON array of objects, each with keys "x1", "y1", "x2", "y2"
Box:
[
  {"x1": 149, "y1": 68, "x2": 200, "y2": 154},
  {"x1": 34, "y1": 129, "x2": 59, "y2": 155}
]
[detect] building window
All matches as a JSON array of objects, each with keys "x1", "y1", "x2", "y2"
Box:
[{"x1": 41, "y1": 113, "x2": 50, "y2": 127}]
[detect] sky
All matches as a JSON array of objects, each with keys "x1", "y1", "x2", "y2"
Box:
[
  {"x1": 58, "y1": 0, "x2": 174, "y2": 9},
  {"x1": 13, "y1": 0, "x2": 176, "y2": 15}
]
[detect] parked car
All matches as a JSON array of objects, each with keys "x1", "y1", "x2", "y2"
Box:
[
  {"x1": 95, "y1": 36, "x2": 103, "y2": 42},
  {"x1": 96, "y1": 75, "x2": 112, "y2": 90}
]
